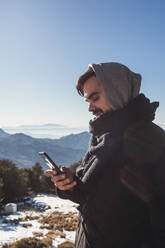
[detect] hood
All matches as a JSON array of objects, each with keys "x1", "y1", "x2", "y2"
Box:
[{"x1": 89, "y1": 62, "x2": 141, "y2": 111}]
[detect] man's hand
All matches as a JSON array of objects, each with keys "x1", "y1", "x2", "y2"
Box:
[{"x1": 44, "y1": 166, "x2": 77, "y2": 191}]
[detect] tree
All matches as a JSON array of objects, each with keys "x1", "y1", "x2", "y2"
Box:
[
  {"x1": 19, "y1": 168, "x2": 31, "y2": 191},
  {"x1": 32, "y1": 162, "x2": 43, "y2": 178},
  {"x1": 0, "y1": 176, "x2": 4, "y2": 208},
  {"x1": 29, "y1": 163, "x2": 44, "y2": 192},
  {"x1": 0, "y1": 159, "x2": 28, "y2": 203}
]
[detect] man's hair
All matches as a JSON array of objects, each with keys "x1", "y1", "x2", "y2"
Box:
[{"x1": 76, "y1": 67, "x2": 96, "y2": 96}]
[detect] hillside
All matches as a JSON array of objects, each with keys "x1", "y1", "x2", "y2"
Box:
[
  {"x1": 52, "y1": 131, "x2": 90, "y2": 150},
  {"x1": 0, "y1": 129, "x2": 90, "y2": 169}
]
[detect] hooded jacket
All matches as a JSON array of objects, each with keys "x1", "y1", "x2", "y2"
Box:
[
  {"x1": 89, "y1": 62, "x2": 141, "y2": 111},
  {"x1": 56, "y1": 63, "x2": 165, "y2": 248}
]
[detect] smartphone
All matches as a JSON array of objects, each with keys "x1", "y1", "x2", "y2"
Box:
[{"x1": 39, "y1": 152, "x2": 62, "y2": 174}]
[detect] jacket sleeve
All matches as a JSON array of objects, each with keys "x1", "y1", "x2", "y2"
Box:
[
  {"x1": 56, "y1": 136, "x2": 122, "y2": 206},
  {"x1": 55, "y1": 175, "x2": 87, "y2": 205},
  {"x1": 55, "y1": 151, "x2": 112, "y2": 205},
  {"x1": 150, "y1": 154, "x2": 165, "y2": 247}
]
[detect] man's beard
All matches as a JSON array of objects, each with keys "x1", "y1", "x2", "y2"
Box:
[{"x1": 92, "y1": 108, "x2": 103, "y2": 116}]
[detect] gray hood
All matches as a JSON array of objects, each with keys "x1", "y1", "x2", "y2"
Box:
[{"x1": 88, "y1": 62, "x2": 141, "y2": 111}]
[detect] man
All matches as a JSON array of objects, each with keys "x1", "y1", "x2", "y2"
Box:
[{"x1": 45, "y1": 62, "x2": 165, "y2": 248}]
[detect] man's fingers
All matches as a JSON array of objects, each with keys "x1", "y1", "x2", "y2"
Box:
[
  {"x1": 51, "y1": 174, "x2": 77, "y2": 190},
  {"x1": 59, "y1": 181, "x2": 77, "y2": 191},
  {"x1": 51, "y1": 174, "x2": 66, "y2": 183},
  {"x1": 55, "y1": 178, "x2": 72, "y2": 187},
  {"x1": 46, "y1": 167, "x2": 76, "y2": 191},
  {"x1": 44, "y1": 170, "x2": 57, "y2": 177}
]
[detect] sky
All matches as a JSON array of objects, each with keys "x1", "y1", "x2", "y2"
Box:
[{"x1": 0, "y1": 0, "x2": 165, "y2": 129}]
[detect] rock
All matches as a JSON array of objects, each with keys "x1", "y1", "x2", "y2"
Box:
[{"x1": 4, "y1": 203, "x2": 17, "y2": 214}]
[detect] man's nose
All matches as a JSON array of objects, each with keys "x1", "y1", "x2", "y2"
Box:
[{"x1": 88, "y1": 103, "x2": 95, "y2": 112}]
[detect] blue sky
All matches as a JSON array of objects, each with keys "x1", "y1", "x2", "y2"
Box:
[{"x1": 0, "y1": 0, "x2": 165, "y2": 129}]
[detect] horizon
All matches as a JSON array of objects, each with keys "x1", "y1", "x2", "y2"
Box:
[
  {"x1": 0, "y1": 122, "x2": 88, "y2": 129},
  {"x1": 0, "y1": 1, "x2": 165, "y2": 127},
  {"x1": 0, "y1": 122, "x2": 89, "y2": 139},
  {"x1": 0, "y1": 121, "x2": 164, "y2": 140}
]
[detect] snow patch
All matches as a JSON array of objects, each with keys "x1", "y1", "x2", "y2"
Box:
[{"x1": 0, "y1": 194, "x2": 78, "y2": 247}]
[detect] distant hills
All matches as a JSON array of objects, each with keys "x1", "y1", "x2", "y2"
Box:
[
  {"x1": 1, "y1": 122, "x2": 164, "y2": 170},
  {"x1": 0, "y1": 129, "x2": 10, "y2": 138},
  {"x1": 2, "y1": 123, "x2": 88, "y2": 139},
  {"x1": 3, "y1": 123, "x2": 64, "y2": 129},
  {"x1": 0, "y1": 129, "x2": 90, "y2": 169}
]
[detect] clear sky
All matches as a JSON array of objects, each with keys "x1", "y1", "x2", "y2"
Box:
[{"x1": 0, "y1": 0, "x2": 165, "y2": 129}]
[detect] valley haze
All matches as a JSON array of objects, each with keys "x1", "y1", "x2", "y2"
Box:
[{"x1": 2, "y1": 123, "x2": 88, "y2": 139}]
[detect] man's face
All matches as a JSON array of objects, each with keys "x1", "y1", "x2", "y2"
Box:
[{"x1": 83, "y1": 76, "x2": 111, "y2": 117}]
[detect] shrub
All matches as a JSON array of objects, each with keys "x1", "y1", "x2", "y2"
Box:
[
  {"x1": 0, "y1": 159, "x2": 28, "y2": 203},
  {"x1": 39, "y1": 211, "x2": 78, "y2": 231},
  {"x1": 57, "y1": 241, "x2": 75, "y2": 248},
  {"x1": 2, "y1": 237, "x2": 52, "y2": 248},
  {"x1": 29, "y1": 163, "x2": 43, "y2": 192},
  {"x1": 0, "y1": 176, "x2": 4, "y2": 208},
  {"x1": 27, "y1": 163, "x2": 55, "y2": 193}
]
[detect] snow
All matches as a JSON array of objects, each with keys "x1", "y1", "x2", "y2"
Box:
[{"x1": 0, "y1": 194, "x2": 78, "y2": 248}]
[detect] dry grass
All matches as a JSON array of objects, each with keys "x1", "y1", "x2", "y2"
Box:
[
  {"x1": 33, "y1": 232, "x2": 43, "y2": 237},
  {"x1": 39, "y1": 211, "x2": 78, "y2": 232},
  {"x1": 22, "y1": 223, "x2": 32, "y2": 228},
  {"x1": 2, "y1": 210, "x2": 78, "y2": 248},
  {"x1": 20, "y1": 214, "x2": 40, "y2": 221},
  {"x1": 46, "y1": 230, "x2": 66, "y2": 239},
  {"x1": 2, "y1": 237, "x2": 52, "y2": 248},
  {"x1": 57, "y1": 241, "x2": 75, "y2": 248}
]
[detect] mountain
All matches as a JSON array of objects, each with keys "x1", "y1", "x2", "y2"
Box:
[
  {"x1": 53, "y1": 132, "x2": 90, "y2": 150},
  {"x1": 0, "y1": 130, "x2": 90, "y2": 169},
  {"x1": 2, "y1": 123, "x2": 64, "y2": 129},
  {"x1": 2, "y1": 124, "x2": 88, "y2": 139},
  {"x1": 0, "y1": 128, "x2": 10, "y2": 138}
]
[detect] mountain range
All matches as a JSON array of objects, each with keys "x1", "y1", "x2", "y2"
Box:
[
  {"x1": 2, "y1": 124, "x2": 88, "y2": 139},
  {"x1": 0, "y1": 129, "x2": 90, "y2": 169},
  {"x1": 1, "y1": 122, "x2": 164, "y2": 170}
]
